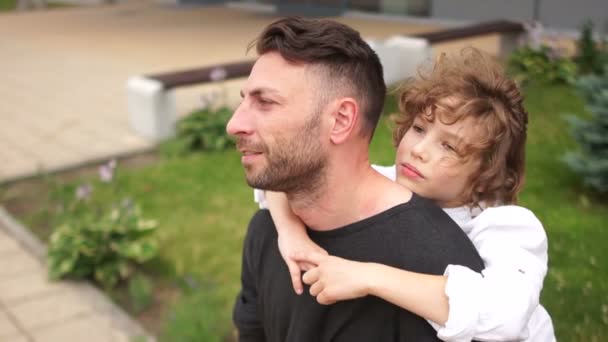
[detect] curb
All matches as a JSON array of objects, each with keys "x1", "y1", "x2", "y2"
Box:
[{"x1": 0, "y1": 206, "x2": 156, "y2": 342}]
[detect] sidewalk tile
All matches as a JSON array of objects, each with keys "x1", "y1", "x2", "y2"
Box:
[
  {"x1": 0, "y1": 231, "x2": 22, "y2": 254},
  {"x1": 9, "y1": 291, "x2": 93, "y2": 330},
  {"x1": 0, "y1": 273, "x2": 66, "y2": 304},
  {"x1": 31, "y1": 314, "x2": 131, "y2": 342},
  {"x1": 0, "y1": 250, "x2": 42, "y2": 279},
  {"x1": 0, "y1": 310, "x2": 19, "y2": 338},
  {"x1": 0, "y1": 333, "x2": 28, "y2": 342}
]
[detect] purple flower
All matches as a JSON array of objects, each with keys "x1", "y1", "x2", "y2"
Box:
[
  {"x1": 209, "y1": 67, "x2": 227, "y2": 82},
  {"x1": 99, "y1": 159, "x2": 117, "y2": 183},
  {"x1": 75, "y1": 183, "x2": 92, "y2": 200}
]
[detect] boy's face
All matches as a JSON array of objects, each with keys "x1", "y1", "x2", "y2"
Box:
[{"x1": 395, "y1": 113, "x2": 481, "y2": 208}]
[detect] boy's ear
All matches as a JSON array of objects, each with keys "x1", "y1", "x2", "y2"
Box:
[{"x1": 329, "y1": 98, "x2": 359, "y2": 145}]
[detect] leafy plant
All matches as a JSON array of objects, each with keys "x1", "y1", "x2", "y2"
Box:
[
  {"x1": 173, "y1": 106, "x2": 235, "y2": 153},
  {"x1": 563, "y1": 67, "x2": 608, "y2": 193},
  {"x1": 574, "y1": 20, "x2": 608, "y2": 76},
  {"x1": 47, "y1": 160, "x2": 158, "y2": 289},
  {"x1": 508, "y1": 45, "x2": 577, "y2": 85}
]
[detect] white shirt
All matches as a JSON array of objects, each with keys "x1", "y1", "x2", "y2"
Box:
[{"x1": 253, "y1": 164, "x2": 556, "y2": 341}]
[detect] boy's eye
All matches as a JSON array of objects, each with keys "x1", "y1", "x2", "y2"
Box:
[
  {"x1": 442, "y1": 142, "x2": 457, "y2": 153},
  {"x1": 412, "y1": 125, "x2": 424, "y2": 133}
]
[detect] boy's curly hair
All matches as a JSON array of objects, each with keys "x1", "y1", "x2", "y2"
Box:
[{"x1": 393, "y1": 47, "x2": 528, "y2": 207}]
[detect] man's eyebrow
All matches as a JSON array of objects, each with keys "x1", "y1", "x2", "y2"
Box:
[{"x1": 240, "y1": 87, "x2": 285, "y2": 100}]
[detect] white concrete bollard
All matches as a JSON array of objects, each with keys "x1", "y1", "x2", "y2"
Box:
[
  {"x1": 367, "y1": 36, "x2": 432, "y2": 86},
  {"x1": 127, "y1": 76, "x2": 176, "y2": 140}
]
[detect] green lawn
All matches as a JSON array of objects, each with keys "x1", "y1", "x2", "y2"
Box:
[
  {"x1": 0, "y1": 0, "x2": 16, "y2": 11},
  {"x1": 3, "y1": 83, "x2": 607, "y2": 340}
]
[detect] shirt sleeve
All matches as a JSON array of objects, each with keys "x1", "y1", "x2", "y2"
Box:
[
  {"x1": 233, "y1": 214, "x2": 267, "y2": 342},
  {"x1": 371, "y1": 164, "x2": 397, "y2": 181},
  {"x1": 431, "y1": 206, "x2": 549, "y2": 341},
  {"x1": 253, "y1": 189, "x2": 268, "y2": 210}
]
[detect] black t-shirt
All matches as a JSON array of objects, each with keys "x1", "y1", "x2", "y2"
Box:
[{"x1": 233, "y1": 193, "x2": 484, "y2": 342}]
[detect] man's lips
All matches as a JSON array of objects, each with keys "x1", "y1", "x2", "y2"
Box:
[
  {"x1": 399, "y1": 163, "x2": 424, "y2": 179},
  {"x1": 237, "y1": 146, "x2": 264, "y2": 164}
]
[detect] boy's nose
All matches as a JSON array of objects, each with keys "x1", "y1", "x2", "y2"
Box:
[{"x1": 410, "y1": 139, "x2": 429, "y2": 161}]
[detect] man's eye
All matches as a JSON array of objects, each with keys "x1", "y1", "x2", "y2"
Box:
[{"x1": 258, "y1": 98, "x2": 274, "y2": 105}]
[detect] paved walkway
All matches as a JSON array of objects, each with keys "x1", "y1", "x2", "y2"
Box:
[{"x1": 0, "y1": 208, "x2": 151, "y2": 342}]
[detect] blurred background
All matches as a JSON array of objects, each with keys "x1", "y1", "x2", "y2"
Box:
[{"x1": 0, "y1": 1, "x2": 606, "y2": 341}]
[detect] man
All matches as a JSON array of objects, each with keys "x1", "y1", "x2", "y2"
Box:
[{"x1": 227, "y1": 17, "x2": 484, "y2": 342}]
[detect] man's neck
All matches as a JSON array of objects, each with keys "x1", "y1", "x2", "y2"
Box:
[{"x1": 287, "y1": 160, "x2": 412, "y2": 231}]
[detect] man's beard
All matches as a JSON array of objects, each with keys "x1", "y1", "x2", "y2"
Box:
[{"x1": 237, "y1": 112, "x2": 327, "y2": 195}]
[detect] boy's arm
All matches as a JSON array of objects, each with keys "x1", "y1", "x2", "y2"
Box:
[
  {"x1": 433, "y1": 206, "x2": 550, "y2": 341},
  {"x1": 300, "y1": 253, "x2": 451, "y2": 325},
  {"x1": 265, "y1": 191, "x2": 327, "y2": 295}
]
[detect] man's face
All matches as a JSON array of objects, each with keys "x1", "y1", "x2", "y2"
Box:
[{"x1": 226, "y1": 52, "x2": 328, "y2": 193}]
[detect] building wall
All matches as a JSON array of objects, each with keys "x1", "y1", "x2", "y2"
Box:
[{"x1": 431, "y1": 0, "x2": 606, "y2": 32}]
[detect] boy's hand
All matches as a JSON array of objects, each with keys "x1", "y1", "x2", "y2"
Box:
[
  {"x1": 299, "y1": 252, "x2": 370, "y2": 305},
  {"x1": 278, "y1": 232, "x2": 327, "y2": 295}
]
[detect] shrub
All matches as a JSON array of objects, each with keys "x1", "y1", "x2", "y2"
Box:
[
  {"x1": 47, "y1": 160, "x2": 158, "y2": 289},
  {"x1": 574, "y1": 20, "x2": 608, "y2": 76},
  {"x1": 508, "y1": 45, "x2": 577, "y2": 85},
  {"x1": 563, "y1": 67, "x2": 608, "y2": 193},
  {"x1": 166, "y1": 106, "x2": 235, "y2": 155}
]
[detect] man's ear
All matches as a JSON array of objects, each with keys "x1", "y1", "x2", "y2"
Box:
[{"x1": 329, "y1": 98, "x2": 359, "y2": 145}]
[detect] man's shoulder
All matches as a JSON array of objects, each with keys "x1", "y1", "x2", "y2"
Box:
[
  {"x1": 243, "y1": 210, "x2": 277, "y2": 249},
  {"x1": 382, "y1": 195, "x2": 484, "y2": 273}
]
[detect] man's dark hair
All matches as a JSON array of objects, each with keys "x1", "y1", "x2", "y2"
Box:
[{"x1": 250, "y1": 16, "x2": 386, "y2": 139}]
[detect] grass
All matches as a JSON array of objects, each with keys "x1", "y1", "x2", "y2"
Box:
[
  {"x1": 1, "y1": 83, "x2": 607, "y2": 340},
  {"x1": 0, "y1": 0, "x2": 16, "y2": 11}
]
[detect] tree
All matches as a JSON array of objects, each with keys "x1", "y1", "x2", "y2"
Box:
[{"x1": 564, "y1": 67, "x2": 608, "y2": 193}]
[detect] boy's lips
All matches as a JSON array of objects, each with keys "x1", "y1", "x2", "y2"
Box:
[{"x1": 399, "y1": 163, "x2": 424, "y2": 179}]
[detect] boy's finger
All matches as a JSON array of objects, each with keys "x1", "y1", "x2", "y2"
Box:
[
  {"x1": 298, "y1": 261, "x2": 316, "y2": 271},
  {"x1": 293, "y1": 251, "x2": 326, "y2": 265},
  {"x1": 287, "y1": 260, "x2": 303, "y2": 295},
  {"x1": 302, "y1": 267, "x2": 319, "y2": 285},
  {"x1": 317, "y1": 291, "x2": 335, "y2": 305},
  {"x1": 309, "y1": 281, "x2": 322, "y2": 297}
]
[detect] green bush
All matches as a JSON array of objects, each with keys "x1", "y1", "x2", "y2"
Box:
[
  {"x1": 47, "y1": 160, "x2": 158, "y2": 289},
  {"x1": 48, "y1": 203, "x2": 158, "y2": 288},
  {"x1": 574, "y1": 20, "x2": 608, "y2": 76},
  {"x1": 167, "y1": 106, "x2": 235, "y2": 155},
  {"x1": 563, "y1": 67, "x2": 608, "y2": 193},
  {"x1": 508, "y1": 45, "x2": 578, "y2": 85}
]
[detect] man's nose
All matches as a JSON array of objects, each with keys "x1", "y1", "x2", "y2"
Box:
[{"x1": 226, "y1": 101, "x2": 253, "y2": 137}]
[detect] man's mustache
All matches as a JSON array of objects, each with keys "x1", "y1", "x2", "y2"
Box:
[{"x1": 236, "y1": 138, "x2": 267, "y2": 153}]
